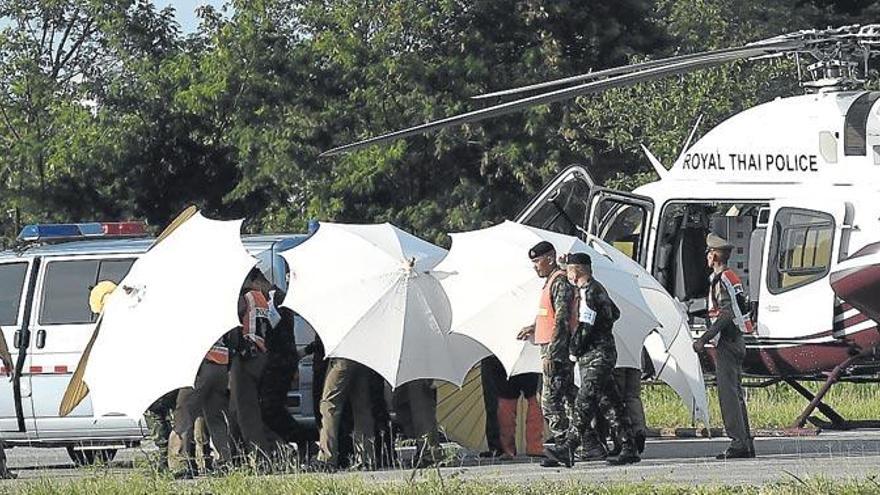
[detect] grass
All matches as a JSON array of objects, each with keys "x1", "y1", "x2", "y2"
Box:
[
  {"x1": 8, "y1": 472, "x2": 880, "y2": 495},
  {"x1": 643, "y1": 381, "x2": 880, "y2": 429}
]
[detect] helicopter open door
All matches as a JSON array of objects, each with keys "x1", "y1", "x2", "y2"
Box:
[
  {"x1": 586, "y1": 188, "x2": 654, "y2": 266},
  {"x1": 515, "y1": 165, "x2": 594, "y2": 237},
  {"x1": 758, "y1": 199, "x2": 852, "y2": 340}
]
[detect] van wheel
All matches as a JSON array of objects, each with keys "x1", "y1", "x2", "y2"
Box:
[{"x1": 66, "y1": 447, "x2": 117, "y2": 466}]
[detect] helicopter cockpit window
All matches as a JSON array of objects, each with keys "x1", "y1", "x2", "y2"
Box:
[
  {"x1": 768, "y1": 208, "x2": 834, "y2": 294},
  {"x1": 521, "y1": 176, "x2": 590, "y2": 237}
]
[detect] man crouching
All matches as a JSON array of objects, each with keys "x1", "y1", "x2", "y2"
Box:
[{"x1": 544, "y1": 252, "x2": 640, "y2": 467}]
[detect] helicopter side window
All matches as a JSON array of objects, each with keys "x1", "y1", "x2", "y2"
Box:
[
  {"x1": 593, "y1": 202, "x2": 648, "y2": 262},
  {"x1": 768, "y1": 208, "x2": 834, "y2": 294},
  {"x1": 521, "y1": 178, "x2": 591, "y2": 237}
]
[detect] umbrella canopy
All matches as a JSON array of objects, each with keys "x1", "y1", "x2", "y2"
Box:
[
  {"x1": 82, "y1": 212, "x2": 256, "y2": 418},
  {"x1": 585, "y1": 235, "x2": 710, "y2": 426},
  {"x1": 60, "y1": 206, "x2": 198, "y2": 417},
  {"x1": 281, "y1": 222, "x2": 488, "y2": 388},
  {"x1": 436, "y1": 221, "x2": 658, "y2": 377}
]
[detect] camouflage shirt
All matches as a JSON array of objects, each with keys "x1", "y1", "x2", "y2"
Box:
[
  {"x1": 570, "y1": 278, "x2": 619, "y2": 357},
  {"x1": 546, "y1": 271, "x2": 576, "y2": 362}
]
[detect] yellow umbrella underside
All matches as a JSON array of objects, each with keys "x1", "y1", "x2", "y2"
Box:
[{"x1": 437, "y1": 362, "x2": 549, "y2": 453}]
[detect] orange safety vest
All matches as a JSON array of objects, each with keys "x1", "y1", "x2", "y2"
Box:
[
  {"x1": 205, "y1": 342, "x2": 229, "y2": 365},
  {"x1": 534, "y1": 270, "x2": 578, "y2": 344},
  {"x1": 241, "y1": 290, "x2": 269, "y2": 353}
]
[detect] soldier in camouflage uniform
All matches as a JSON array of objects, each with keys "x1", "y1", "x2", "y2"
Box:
[
  {"x1": 517, "y1": 241, "x2": 577, "y2": 468},
  {"x1": 544, "y1": 252, "x2": 640, "y2": 467},
  {"x1": 144, "y1": 390, "x2": 178, "y2": 471}
]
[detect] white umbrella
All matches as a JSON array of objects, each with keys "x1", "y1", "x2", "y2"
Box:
[
  {"x1": 644, "y1": 331, "x2": 711, "y2": 426},
  {"x1": 83, "y1": 212, "x2": 257, "y2": 418},
  {"x1": 281, "y1": 222, "x2": 488, "y2": 388},
  {"x1": 436, "y1": 221, "x2": 658, "y2": 377},
  {"x1": 586, "y1": 235, "x2": 710, "y2": 426}
]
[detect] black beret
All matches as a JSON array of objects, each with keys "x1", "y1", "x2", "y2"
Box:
[
  {"x1": 566, "y1": 252, "x2": 592, "y2": 266},
  {"x1": 528, "y1": 241, "x2": 555, "y2": 259}
]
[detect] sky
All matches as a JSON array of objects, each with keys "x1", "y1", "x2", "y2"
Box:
[{"x1": 154, "y1": 0, "x2": 228, "y2": 33}]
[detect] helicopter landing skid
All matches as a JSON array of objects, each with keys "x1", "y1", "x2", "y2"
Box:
[{"x1": 788, "y1": 345, "x2": 880, "y2": 430}]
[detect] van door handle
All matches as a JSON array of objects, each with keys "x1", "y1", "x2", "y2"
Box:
[
  {"x1": 13, "y1": 330, "x2": 28, "y2": 349},
  {"x1": 35, "y1": 329, "x2": 46, "y2": 349}
]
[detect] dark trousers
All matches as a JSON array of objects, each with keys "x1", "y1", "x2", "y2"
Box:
[
  {"x1": 613, "y1": 367, "x2": 646, "y2": 437},
  {"x1": 480, "y1": 357, "x2": 503, "y2": 452},
  {"x1": 715, "y1": 330, "x2": 752, "y2": 452},
  {"x1": 259, "y1": 353, "x2": 305, "y2": 445},
  {"x1": 229, "y1": 353, "x2": 272, "y2": 457}
]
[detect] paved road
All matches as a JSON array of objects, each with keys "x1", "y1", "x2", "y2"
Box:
[{"x1": 6, "y1": 431, "x2": 880, "y2": 485}]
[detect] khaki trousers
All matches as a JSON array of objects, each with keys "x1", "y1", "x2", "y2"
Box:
[{"x1": 317, "y1": 358, "x2": 375, "y2": 467}]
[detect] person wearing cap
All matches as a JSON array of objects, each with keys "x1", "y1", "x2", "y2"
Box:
[
  {"x1": 516, "y1": 240, "x2": 577, "y2": 467},
  {"x1": 544, "y1": 252, "x2": 640, "y2": 467},
  {"x1": 693, "y1": 233, "x2": 755, "y2": 459}
]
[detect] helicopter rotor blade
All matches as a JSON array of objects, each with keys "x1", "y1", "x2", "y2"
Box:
[
  {"x1": 321, "y1": 38, "x2": 801, "y2": 157},
  {"x1": 472, "y1": 39, "x2": 799, "y2": 100}
]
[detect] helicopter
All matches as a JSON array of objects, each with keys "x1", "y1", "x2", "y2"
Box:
[{"x1": 326, "y1": 24, "x2": 880, "y2": 430}]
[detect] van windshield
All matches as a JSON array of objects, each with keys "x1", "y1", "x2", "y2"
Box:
[{"x1": 0, "y1": 262, "x2": 28, "y2": 326}]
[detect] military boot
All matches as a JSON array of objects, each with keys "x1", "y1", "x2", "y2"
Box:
[
  {"x1": 543, "y1": 438, "x2": 577, "y2": 468},
  {"x1": 607, "y1": 438, "x2": 640, "y2": 466},
  {"x1": 576, "y1": 432, "x2": 608, "y2": 462}
]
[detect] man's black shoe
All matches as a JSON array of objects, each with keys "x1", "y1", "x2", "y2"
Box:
[
  {"x1": 607, "y1": 447, "x2": 640, "y2": 466},
  {"x1": 715, "y1": 449, "x2": 752, "y2": 460},
  {"x1": 478, "y1": 449, "x2": 502, "y2": 458},
  {"x1": 543, "y1": 445, "x2": 574, "y2": 468},
  {"x1": 540, "y1": 457, "x2": 560, "y2": 468}
]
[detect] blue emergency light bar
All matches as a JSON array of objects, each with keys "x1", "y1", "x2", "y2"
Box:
[{"x1": 17, "y1": 222, "x2": 148, "y2": 242}]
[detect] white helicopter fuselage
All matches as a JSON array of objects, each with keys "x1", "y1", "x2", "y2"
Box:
[
  {"x1": 630, "y1": 90, "x2": 880, "y2": 377},
  {"x1": 520, "y1": 90, "x2": 880, "y2": 378}
]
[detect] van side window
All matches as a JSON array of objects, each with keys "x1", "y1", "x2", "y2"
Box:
[
  {"x1": 40, "y1": 259, "x2": 136, "y2": 325},
  {"x1": 97, "y1": 259, "x2": 135, "y2": 286},
  {"x1": 40, "y1": 260, "x2": 100, "y2": 325},
  {"x1": 768, "y1": 208, "x2": 834, "y2": 293},
  {"x1": 0, "y1": 263, "x2": 28, "y2": 326}
]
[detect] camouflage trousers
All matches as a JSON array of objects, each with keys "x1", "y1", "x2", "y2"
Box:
[
  {"x1": 569, "y1": 344, "x2": 633, "y2": 447},
  {"x1": 144, "y1": 390, "x2": 178, "y2": 467},
  {"x1": 540, "y1": 347, "x2": 577, "y2": 445}
]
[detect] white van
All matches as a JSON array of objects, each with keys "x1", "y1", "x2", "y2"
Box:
[{"x1": 0, "y1": 223, "x2": 317, "y2": 465}]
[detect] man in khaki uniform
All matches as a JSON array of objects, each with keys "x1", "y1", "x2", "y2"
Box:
[
  {"x1": 693, "y1": 233, "x2": 754, "y2": 459},
  {"x1": 394, "y1": 379, "x2": 443, "y2": 467},
  {"x1": 312, "y1": 358, "x2": 375, "y2": 471}
]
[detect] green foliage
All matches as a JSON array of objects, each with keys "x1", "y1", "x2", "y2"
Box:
[{"x1": 0, "y1": 1, "x2": 874, "y2": 243}]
